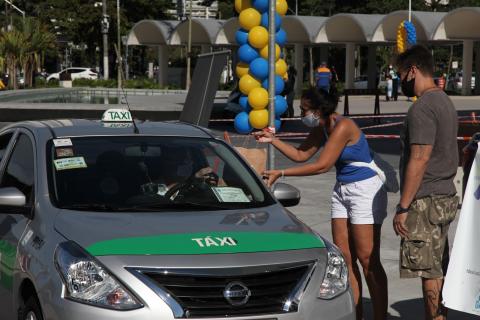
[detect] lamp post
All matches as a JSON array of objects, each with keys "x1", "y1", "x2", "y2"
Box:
[
  {"x1": 267, "y1": 0, "x2": 276, "y2": 171},
  {"x1": 101, "y1": 0, "x2": 109, "y2": 80},
  {"x1": 117, "y1": 0, "x2": 122, "y2": 89},
  {"x1": 186, "y1": 0, "x2": 193, "y2": 90}
]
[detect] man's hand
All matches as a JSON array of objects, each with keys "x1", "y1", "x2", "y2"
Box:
[{"x1": 393, "y1": 213, "x2": 409, "y2": 238}]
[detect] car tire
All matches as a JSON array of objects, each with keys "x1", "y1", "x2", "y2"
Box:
[{"x1": 20, "y1": 295, "x2": 44, "y2": 320}]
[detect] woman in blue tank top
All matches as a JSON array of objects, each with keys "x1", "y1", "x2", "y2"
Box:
[{"x1": 255, "y1": 88, "x2": 388, "y2": 320}]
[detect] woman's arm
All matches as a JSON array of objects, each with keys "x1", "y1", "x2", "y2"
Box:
[
  {"x1": 264, "y1": 120, "x2": 353, "y2": 186},
  {"x1": 254, "y1": 128, "x2": 324, "y2": 163}
]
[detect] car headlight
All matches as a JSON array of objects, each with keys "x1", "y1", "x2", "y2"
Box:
[
  {"x1": 55, "y1": 241, "x2": 143, "y2": 310},
  {"x1": 317, "y1": 237, "x2": 348, "y2": 299}
]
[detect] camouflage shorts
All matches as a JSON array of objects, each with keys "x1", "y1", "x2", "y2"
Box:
[{"x1": 400, "y1": 195, "x2": 459, "y2": 279}]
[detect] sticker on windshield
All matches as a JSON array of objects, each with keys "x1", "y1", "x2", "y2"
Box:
[
  {"x1": 54, "y1": 157, "x2": 87, "y2": 171},
  {"x1": 212, "y1": 187, "x2": 250, "y2": 203},
  {"x1": 53, "y1": 138, "x2": 72, "y2": 147},
  {"x1": 56, "y1": 147, "x2": 74, "y2": 158}
]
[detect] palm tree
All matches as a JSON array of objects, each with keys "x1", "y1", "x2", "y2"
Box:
[
  {"x1": 19, "y1": 18, "x2": 56, "y2": 88},
  {"x1": 0, "y1": 28, "x2": 25, "y2": 89},
  {"x1": 0, "y1": 17, "x2": 55, "y2": 89}
]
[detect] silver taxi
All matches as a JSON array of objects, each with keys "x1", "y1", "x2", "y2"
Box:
[{"x1": 0, "y1": 110, "x2": 354, "y2": 320}]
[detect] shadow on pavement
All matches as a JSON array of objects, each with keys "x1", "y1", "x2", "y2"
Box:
[{"x1": 361, "y1": 298, "x2": 479, "y2": 319}]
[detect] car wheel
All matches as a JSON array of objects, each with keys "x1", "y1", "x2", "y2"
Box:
[{"x1": 22, "y1": 295, "x2": 43, "y2": 320}]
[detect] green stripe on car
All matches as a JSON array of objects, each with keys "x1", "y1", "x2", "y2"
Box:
[{"x1": 86, "y1": 232, "x2": 325, "y2": 256}]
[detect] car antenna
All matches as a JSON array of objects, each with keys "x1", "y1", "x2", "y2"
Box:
[{"x1": 114, "y1": 44, "x2": 139, "y2": 134}]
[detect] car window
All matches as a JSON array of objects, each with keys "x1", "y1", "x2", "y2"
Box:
[
  {"x1": 48, "y1": 136, "x2": 274, "y2": 211},
  {"x1": 0, "y1": 132, "x2": 13, "y2": 163},
  {"x1": 70, "y1": 69, "x2": 84, "y2": 73},
  {"x1": 1, "y1": 134, "x2": 34, "y2": 203}
]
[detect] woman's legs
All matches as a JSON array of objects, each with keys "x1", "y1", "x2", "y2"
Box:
[
  {"x1": 350, "y1": 223, "x2": 388, "y2": 320},
  {"x1": 331, "y1": 218, "x2": 363, "y2": 319}
]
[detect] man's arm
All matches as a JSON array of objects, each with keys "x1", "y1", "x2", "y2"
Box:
[{"x1": 393, "y1": 144, "x2": 433, "y2": 237}]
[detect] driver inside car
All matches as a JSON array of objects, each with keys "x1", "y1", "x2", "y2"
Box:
[{"x1": 140, "y1": 147, "x2": 221, "y2": 198}]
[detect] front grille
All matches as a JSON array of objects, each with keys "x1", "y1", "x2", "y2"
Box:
[{"x1": 141, "y1": 263, "x2": 313, "y2": 318}]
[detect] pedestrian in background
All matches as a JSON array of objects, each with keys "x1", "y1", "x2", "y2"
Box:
[
  {"x1": 315, "y1": 61, "x2": 332, "y2": 93},
  {"x1": 254, "y1": 88, "x2": 388, "y2": 320},
  {"x1": 394, "y1": 45, "x2": 459, "y2": 320},
  {"x1": 390, "y1": 65, "x2": 399, "y2": 101},
  {"x1": 386, "y1": 67, "x2": 393, "y2": 101}
]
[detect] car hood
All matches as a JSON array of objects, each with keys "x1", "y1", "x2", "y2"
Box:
[{"x1": 54, "y1": 205, "x2": 325, "y2": 257}]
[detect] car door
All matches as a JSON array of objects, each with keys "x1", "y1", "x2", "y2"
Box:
[{"x1": 0, "y1": 131, "x2": 35, "y2": 320}]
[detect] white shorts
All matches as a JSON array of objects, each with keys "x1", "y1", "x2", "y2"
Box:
[{"x1": 331, "y1": 175, "x2": 388, "y2": 224}]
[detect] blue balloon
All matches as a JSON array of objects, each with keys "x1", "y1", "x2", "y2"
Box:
[
  {"x1": 239, "y1": 95, "x2": 252, "y2": 112},
  {"x1": 276, "y1": 28, "x2": 287, "y2": 47},
  {"x1": 238, "y1": 43, "x2": 259, "y2": 63},
  {"x1": 252, "y1": 0, "x2": 268, "y2": 13},
  {"x1": 261, "y1": 12, "x2": 281, "y2": 31},
  {"x1": 235, "y1": 29, "x2": 249, "y2": 46},
  {"x1": 275, "y1": 118, "x2": 282, "y2": 132},
  {"x1": 249, "y1": 58, "x2": 269, "y2": 80},
  {"x1": 262, "y1": 75, "x2": 285, "y2": 95},
  {"x1": 234, "y1": 112, "x2": 253, "y2": 134},
  {"x1": 274, "y1": 95, "x2": 288, "y2": 117}
]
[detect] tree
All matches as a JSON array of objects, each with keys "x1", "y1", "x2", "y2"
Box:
[{"x1": 0, "y1": 17, "x2": 56, "y2": 89}]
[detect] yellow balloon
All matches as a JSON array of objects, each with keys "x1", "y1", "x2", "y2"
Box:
[
  {"x1": 248, "y1": 87, "x2": 269, "y2": 110},
  {"x1": 236, "y1": 62, "x2": 250, "y2": 78},
  {"x1": 239, "y1": 8, "x2": 261, "y2": 31},
  {"x1": 275, "y1": 59, "x2": 288, "y2": 76},
  {"x1": 249, "y1": 109, "x2": 269, "y2": 129},
  {"x1": 235, "y1": 0, "x2": 252, "y2": 14},
  {"x1": 260, "y1": 44, "x2": 281, "y2": 60},
  {"x1": 248, "y1": 26, "x2": 269, "y2": 49},
  {"x1": 239, "y1": 74, "x2": 261, "y2": 95},
  {"x1": 276, "y1": 0, "x2": 288, "y2": 16}
]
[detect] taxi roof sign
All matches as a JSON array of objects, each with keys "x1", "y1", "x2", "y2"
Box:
[{"x1": 101, "y1": 109, "x2": 133, "y2": 123}]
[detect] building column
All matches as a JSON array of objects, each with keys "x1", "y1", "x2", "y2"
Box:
[
  {"x1": 345, "y1": 43, "x2": 355, "y2": 90},
  {"x1": 320, "y1": 46, "x2": 328, "y2": 65},
  {"x1": 157, "y1": 45, "x2": 168, "y2": 87},
  {"x1": 367, "y1": 45, "x2": 377, "y2": 89},
  {"x1": 475, "y1": 42, "x2": 480, "y2": 95},
  {"x1": 462, "y1": 40, "x2": 473, "y2": 96},
  {"x1": 294, "y1": 43, "x2": 304, "y2": 95}
]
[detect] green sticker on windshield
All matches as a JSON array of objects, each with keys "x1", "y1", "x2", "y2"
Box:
[{"x1": 54, "y1": 157, "x2": 87, "y2": 171}]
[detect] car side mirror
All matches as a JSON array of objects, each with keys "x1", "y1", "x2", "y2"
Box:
[
  {"x1": 272, "y1": 182, "x2": 300, "y2": 207},
  {"x1": 0, "y1": 187, "x2": 31, "y2": 216}
]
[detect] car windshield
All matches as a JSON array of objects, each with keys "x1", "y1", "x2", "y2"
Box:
[{"x1": 48, "y1": 136, "x2": 274, "y2": 211}]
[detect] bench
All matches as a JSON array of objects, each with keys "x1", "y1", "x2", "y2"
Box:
[{"x1": 343, "y1": 88, "x2": 382, "y2": 116}]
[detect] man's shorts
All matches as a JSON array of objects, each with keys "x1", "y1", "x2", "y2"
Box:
[
  {"x1": 400, "y1": 195, "x2": 459, "y2": 279},
  {"x1": 331, "y1": 175, "x2": 387, "y2": 224}
]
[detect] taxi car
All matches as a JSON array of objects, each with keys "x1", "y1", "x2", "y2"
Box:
[{"x1": 0, "y1": 110, "x2": 354, "y2": 320}]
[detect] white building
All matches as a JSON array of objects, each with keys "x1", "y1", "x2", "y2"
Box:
[{"x1": 168, "y1": 0, "x2": 218, "y2": 19}]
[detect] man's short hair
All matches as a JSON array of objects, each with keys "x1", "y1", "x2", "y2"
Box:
[{"x1": 395, "y1": 45, "x2": 434, "y2": 76}]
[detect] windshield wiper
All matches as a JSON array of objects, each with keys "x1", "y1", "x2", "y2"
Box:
[{"x1": 60, "y1": 203, "x2": 127, "y2": 212}]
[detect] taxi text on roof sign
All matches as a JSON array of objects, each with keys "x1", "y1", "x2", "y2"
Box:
[{"x1": 101, "y1": 109, "x2": 133, "y2": 122}]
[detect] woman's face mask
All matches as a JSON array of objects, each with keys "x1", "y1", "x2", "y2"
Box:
[{"x1": 301, "y1": 112, "x2": 320, "y2": 128}]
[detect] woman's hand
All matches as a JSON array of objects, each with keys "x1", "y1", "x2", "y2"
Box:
[
  {"x1": 252, "y1": 129, "x2": 275, "y2": 143},
  {"x1": 262, "y1": 169, "x2": 282, "y2": 187}
]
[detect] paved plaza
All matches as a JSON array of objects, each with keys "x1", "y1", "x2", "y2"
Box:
[{"x1": 0, "y1": 92, "x2": 479, "y2": 319}]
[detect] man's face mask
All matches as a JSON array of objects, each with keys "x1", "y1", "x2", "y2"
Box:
[
  {"x1": 401, "y1": 68, "x2": 416, "y2": 97},
  {"x1": 177, "y1": 161, "x2": 193, "y2": 177}
]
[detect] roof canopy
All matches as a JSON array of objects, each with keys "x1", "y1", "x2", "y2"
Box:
[
  {"x1": 127, "y1": 20, "x2": 179, "y2": 46},
  {"x1": 433, "y1": 7, "x2": 480, "y2": 40},
  {"x1": 373, "y1": 11, "x2": 446, "y2": 42},
  {"x1": 127, "y1": 8, "x2": 480, "y2": 47},
  {"x1": 169, "y1": 18, "x2": 225, "y2": 45},
  {"x1": 325, "y1": 14, "x2": 384, "y2": 43}
]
